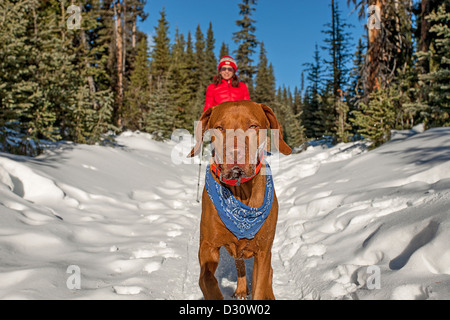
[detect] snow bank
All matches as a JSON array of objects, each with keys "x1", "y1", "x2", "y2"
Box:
[
  {"x1": 0, "y1": 128, "x2": 449, "y2": 300},
  {"x1": 273, "y1": 128, "x2": 450, "y2": 299}
]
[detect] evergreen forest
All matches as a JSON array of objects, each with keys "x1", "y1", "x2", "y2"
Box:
[{"x1": 0, "y1": 0, "x2": 448, "y2": 156}]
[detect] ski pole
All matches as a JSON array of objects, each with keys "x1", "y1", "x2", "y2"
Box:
[{"x1": 196, "y1": 142, "x2": 203, "y2": 203}]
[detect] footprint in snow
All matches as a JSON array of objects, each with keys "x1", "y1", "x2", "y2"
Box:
[
  {"x1": 143, "y1": 261, "x2": 161, "y2": 274},
  {"x1": 113, "y1": 285, "x2": 144, "y2": 295},
  {"x1": 131, "y1": 246, "x2": 180, "y2": 260},
  {"x1": 145, "y1": 214, "x2": 160, "y2": 223},
  {"x1": 167, "y1": 230, "x2": 182, "y2": 237}
]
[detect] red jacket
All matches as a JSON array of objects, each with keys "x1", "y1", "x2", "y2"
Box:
[{"x1": 203, "y1": 79, "x2": 250, "y2": 112}]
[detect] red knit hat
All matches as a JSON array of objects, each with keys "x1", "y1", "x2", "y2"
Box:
[{"x1": 218, "y1": 56, "x2": 237, "y2": 72}]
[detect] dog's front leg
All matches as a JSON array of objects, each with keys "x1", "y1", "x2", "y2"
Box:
[
  {"x1": 233, "y1": 258, "x2": 249, "y2": 299},
  {"x1": 252, "y1": 252, "x2": 275, "y2": 300},
  {"x1": 198, "y1": 242, "x2": 223, "y2": 300}
]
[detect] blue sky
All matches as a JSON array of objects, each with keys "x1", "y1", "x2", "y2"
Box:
[{"x1": 138, "y1": 0, "x2": 367, "y2": 90}]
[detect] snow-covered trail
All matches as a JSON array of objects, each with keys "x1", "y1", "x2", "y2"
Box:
[
  {"x1": 0, "y1": 133, "x2": 203, "y2": 299},
  {"x1": 0, "y1": 128, "x2": 449, "y2": 300}
]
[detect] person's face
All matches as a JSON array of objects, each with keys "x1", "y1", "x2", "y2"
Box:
[{"x1": 220, "y1": 66, "x2": 235, "y2": 80}]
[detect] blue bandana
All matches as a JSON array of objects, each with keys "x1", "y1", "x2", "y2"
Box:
[{"x1": 205, "y1": 163, "x2": 274, "y2": 240}]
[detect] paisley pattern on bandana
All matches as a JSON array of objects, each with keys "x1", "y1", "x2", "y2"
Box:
[{"x1": 205, "y1": 162, "x2": 274, "y2": 240}]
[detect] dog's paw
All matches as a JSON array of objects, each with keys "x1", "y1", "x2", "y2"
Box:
[{"x1": 232, "y1": 289, "x2": 249, "y2": 300}]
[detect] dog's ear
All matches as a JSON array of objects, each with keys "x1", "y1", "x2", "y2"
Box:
[
  {"x1": 187, "y1": 107, "x2": 213, "y2": 158},
  {"x1": 259, "y1": 103, "x2": 292, "y2": 155}
]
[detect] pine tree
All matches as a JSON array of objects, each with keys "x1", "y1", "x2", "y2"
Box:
[
  {"x1": 184, "y1": 31, "x2": 198, "y2": 118},
  {"x1": 352, "y1": 88, "x2": 397, "y2": 147},
  {"x1": 219, "y1": 42, "x2": 229, "y2": 57},
  {"x1": 322, "y1": 0, "x2": 353, "y2": 100},
  {"x1": 293, "y1": 87, "x2": 303, "y2": 116},
  {"x1": 273, "y1": 87, "x2": 305, "y2": 148},
  {"x1": 191, "y1": 25, "x2": 210, "y2": 119},
  {"x1": 123, "y1": 35, "x2": 151, "y2": 130},
  {"x1": 345, "y1": 0, "x2": 421, "y2": 146},
  {"x1": 347, "y1": 37, "x2": 366, "y2": 107},
  {"x1": 68, "y1": 0, "x2": 115, "y2": 144},
  {"x1": 194, "y1": 25, "x2": 210, "y2": 101},
  {"x1": 194, "y1": 25, "x2": 206, "y2": 86},
  {"x1": 145, "y1": 77, "x2": 176, "y2": 141},
  {"x1": 302, "y1": 44, "x2": 323, "y2": 138},
  {"x1": 0, "y1": 0, "x2": 60, "y2": 153},
  {"x1": 233, "y1": 0, "x2": 258, "y2": 96},
  {"x1": 82, "y1": 0, "x2": 114, "y2": 96},
  {"x1": 0, "y1": 0, "x2": 156, "y2": 155},
  {"x1": 281, "y1": 103, "x2": 306, "y2": 149},
  {"x1": 205, "y1": 22, "x2": 218, "y2": 84},
  {"x1": 146, "y1": 8, "x2": 178, "y2": 140},
  {"x1": 315, "y1": 90, "x2": 336, "y2": 138},
  {"x1": 335, "y1": 90, "x2": 352, "y2": 142},
  {"x1": 321, "y1": 0, "x2": 354, "y2": 141},
  {"x1": 150, "y1": 8, "x2": 171, "y2": 88},
  {"x1": 273, "y1": 87, "x2": 288, "y2": 141},
  {"x1": 0, "y1": 0, "x2": 115, "y2": 154},
  {"x1": 394, "y1": 64, "x2": 419, "y2": 129},
  {"x1": 416, "y1": 1, "x2": 450, "y2": 126},
  {"x1": 169, "y1": 28, "x2": 196, "y2": 132},
  {"x1": 283, "y1": 87, "x2": 306, "y2": 148},
  {"x1": 254, "y1": 42, "x2": 276, "y2": 105},
  {"x1": 120, "y1": 0, "x2": 149, "y2": 126}
]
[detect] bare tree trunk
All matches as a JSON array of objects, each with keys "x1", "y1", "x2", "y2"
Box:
[
  {"x1": 132, "y1": 18, "x2": 136, "y2": 48},
  {"x1": 419, "y1": 0, "x2": 431, "y2": 73},
  {"x1": 123, "y1": 0, "x2": 127, "y2": 88},
  {"x1": 367, "y1": 0, "x2": 382, "y2": 92},
  {"x1": 61, "y1": 1, "x2": 65, "y2": 42},
  {"x1": 331, "y1": 0, "x2": 338, "y2": 97},
  {"x1": 420, "y1": 0, "x2": 430, "y2": 53},
  {"x1": 114, "y1": 0, "x2": 124, "y2": 128}
]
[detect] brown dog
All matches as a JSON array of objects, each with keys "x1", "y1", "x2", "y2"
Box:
[{"x1": 188, "y1": 101, "x2": 292, "y2": 300}]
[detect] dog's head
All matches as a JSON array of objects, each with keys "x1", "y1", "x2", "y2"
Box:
[{"x1": 187, "y1": 101, "x2": 292, "y2": 181}]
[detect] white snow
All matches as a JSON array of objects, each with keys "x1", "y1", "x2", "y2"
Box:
[{"x1": 0, "y1": 128, "x2": 449, "y2": 300}]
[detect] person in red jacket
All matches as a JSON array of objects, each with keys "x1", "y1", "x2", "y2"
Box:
[{"x1": 203, "y1": 56, "x2": 250, "y2": 112}]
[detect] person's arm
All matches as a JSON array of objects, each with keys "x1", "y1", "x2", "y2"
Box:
[{"x1": 203, "y1": 84, "x2": 214, "y2": 112}]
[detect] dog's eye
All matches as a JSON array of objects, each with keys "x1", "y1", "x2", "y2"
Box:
[
  {"x1": 215, "y1": 126, "x2": 223, "y2": 131},
  {"x1": 249, "y1": 125, "x2": 258, "y2": 130}
]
